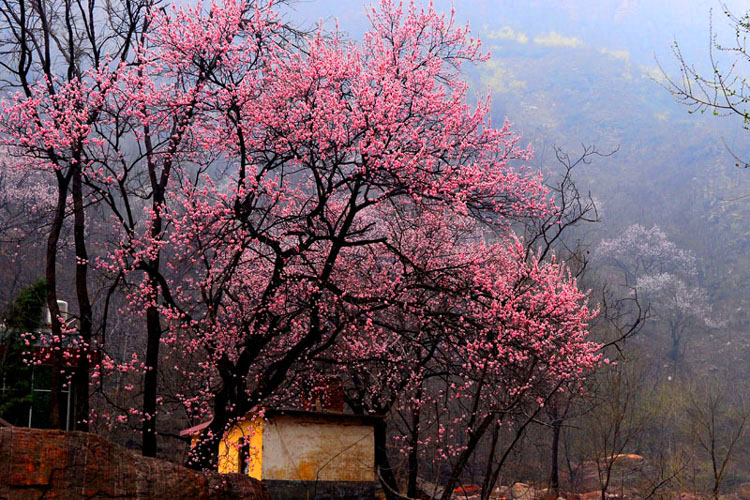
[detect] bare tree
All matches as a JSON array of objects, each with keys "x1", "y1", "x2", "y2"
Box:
[
  {"x1": 661, "y1": 4, "x2": 750, "y2": 167},
  {"x1": 584, "y1": 358, "x2": 650, "y2": 500},
  {"x1": 686, "y1": 377, "x2": 747, "y2": 499}
]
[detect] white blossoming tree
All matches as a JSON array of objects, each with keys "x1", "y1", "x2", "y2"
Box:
[{"x1": 598, "y1": 224, "x2": 715, "y2": 362}]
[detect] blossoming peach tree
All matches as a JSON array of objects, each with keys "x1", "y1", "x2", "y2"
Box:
[{"x1": 145, "y1": 0, "x2": 600, "y2": 477}]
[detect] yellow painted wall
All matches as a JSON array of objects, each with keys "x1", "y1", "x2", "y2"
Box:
[{"x1": 217, "y1": 417, "x2": 263, "y2": 479}]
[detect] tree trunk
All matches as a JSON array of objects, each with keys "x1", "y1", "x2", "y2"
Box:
[
  {"x1": 550, "y1": 418, "x2": 562, "y2": 493},
  {"x1": 186, "y1": 370, "x2": 239, "y2": 470},
  {"x1": 480, "y1": 422, "x2": 500, "y2": 500},
  {"x1": 142, "y1": 298, "x2": 161, "y2": 457},
  {"x1": 141, "y1": 169, "x2": 165, "y2": 456},
  {"x1": 71, "y1": 164, "x2": 92, "y2": 431},
  {"x1": 407, "y1": 384, "x2": 422, "y2": 498},
  {"x1": 374, "y1": 418, "x2": 401, "y2": 500},
  {"x1": 670, "y1": 332, "x2": 680, "y2": 363},
  {"x1": 440, "y1": 413, "x2": 495, "y2": 500},
  {"x1": 669, "y1": 320, "x2": 682, "y2": 364},
  {"x1": 186, "y1": 403, "x2": 231, "y2": 470}
]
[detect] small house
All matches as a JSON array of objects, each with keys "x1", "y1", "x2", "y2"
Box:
[{"x1": 182, "y1": 408, "x2": 382, "y2": 500}]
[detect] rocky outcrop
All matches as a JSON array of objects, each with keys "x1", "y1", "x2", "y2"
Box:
[
  {"x1": 567, "y1": 454, "x2": 649, "y2": 494},
  {"x1": 0, "y1": 427, "x2": 270, "y2": 499}
]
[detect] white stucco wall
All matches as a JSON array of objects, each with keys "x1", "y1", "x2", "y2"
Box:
[{"x1": 261, "y1": 415, "x2": 375, "y2": 482}]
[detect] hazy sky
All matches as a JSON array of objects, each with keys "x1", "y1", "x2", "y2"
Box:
[
  {"x1": 278, "y1": 1, "x2": 750, "y2": 167},
  {"x1": 282, "y1": 0, "x2": 747, "y2": 70}
]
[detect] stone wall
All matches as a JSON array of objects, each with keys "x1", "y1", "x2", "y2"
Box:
[{"x1": 0, "y1": 427, "x2": 270, "y2": 499}]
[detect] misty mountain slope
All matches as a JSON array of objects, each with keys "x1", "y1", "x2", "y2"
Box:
[{"x1": 468, "y1": 35, "x2": 750, "y2": 326}]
